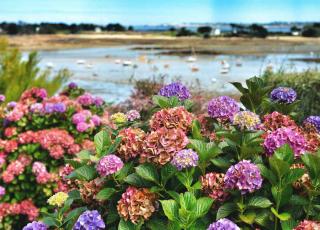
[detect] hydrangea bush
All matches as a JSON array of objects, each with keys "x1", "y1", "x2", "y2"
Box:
[
  {"x1": 0, "y1": 84, "x2": 110, "y2": 229},
  {"x1": 4, "y1": 77, "x2": 320, "y2": 230}
]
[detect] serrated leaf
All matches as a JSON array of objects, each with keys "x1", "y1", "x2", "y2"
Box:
[
  {"x1": 63, "y1": 206, "x2": 87, "y2": 225},
  {"x1": 96, "y1": 188, "x2": 116, "y2": 201},
  {"x1": 216, "y1": 203, "x2": 237, "y2": 220},
  {"x1": 161, "y1": 163, "x2": 177, "y2": 185},
  {"x1": 194, "y1": 197, "x2": 213, "y2": 218},
  {"x1": 118, "y1": 218, "x2": 138, "y2": 230},
  {"x1": 66, "y1": 165, "x2": 97, "y2": 181},
  {"x1": 271, "y1": 207, "x2": 291, "y2": 221},
  {"x1": 94, "y1": 130, "x2": 110, "y2": 155},
  {"x1": 160, "y1": 200, "x2": 179, "y2": 221},
  {"x1": 124, "y1": 173, "x2": 153, "y2": 187},
  {"x1": 135, "y1": 163, "x2": 159, "y2": 184},
  {"x1": 247, "y1": 196, "x2": 272, "y2": 208},
  {"x1": 239, "y1": 212, "x2": 256, "y2": 224}
]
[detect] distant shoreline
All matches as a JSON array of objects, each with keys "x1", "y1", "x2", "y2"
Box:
[{"x1": 3, "y1": 33, "x2": 320, "y2": 55}]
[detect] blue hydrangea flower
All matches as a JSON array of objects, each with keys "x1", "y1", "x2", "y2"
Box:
[
  {"x1": 207, "y1": 218, "x2": 240, "y2": 230},
  {"x1": 208, "y1": 96, "x2": 240, "y2": 121},
  {"x1": 304, "y1": 116, "x2": 320, "y2": 132},
  {"x1": 171, "y1": 149, "x2": 199, "y2": 170},
  {"x1": 158, "y1": 82, "x2": 191, "y2": 101},
  {"x1": 270, "y1": 87, "x2": 297, "y2": 104},
  {"x1": 73, "y1": 210, "x2": 105, "y2": 230},
  {"x1": 23, "y1": 221, "x2": 48, "y2": 230}
]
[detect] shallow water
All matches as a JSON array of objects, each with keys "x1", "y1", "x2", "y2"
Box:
[{"x1": 31, "y1": 46, "x2": 320, "y2": 103}]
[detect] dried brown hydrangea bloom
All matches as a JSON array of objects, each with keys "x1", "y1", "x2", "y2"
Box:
[
  {"x1": 291, "y1": 164, "x2": 312, "y2": 191},
  {"x1": 78, "y1": 178, "x2": 105, "y2": 204},
  {"x1": 301, "y1": 123, "x2": 320, "y2": 153},
  {"x1": 140, "y1": 127, "x2": 189, "y2": 165},
  {"x1": 200, "y1": 172, "x2": 229, "y2": 202},
  {"x1": 117, "y1": 187, "x2": 157, "y2": 224},
  {"x1": 294, "y1": 220, "x2": 320, "y2": 230},
  {"x1": 149, "y1": 107, "x2": 194, "y2": 131},
  {"x1": 117, "y1": 128, "x2": 146, "y2": 161}
]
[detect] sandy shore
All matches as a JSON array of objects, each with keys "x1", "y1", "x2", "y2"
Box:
[{"x1": 3, "y1": 33, "x2": 320, "y2": 55}]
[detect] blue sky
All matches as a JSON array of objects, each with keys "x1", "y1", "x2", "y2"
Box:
[{"x1": 0, "y1": 0, "x2": 319, "y2": 24}]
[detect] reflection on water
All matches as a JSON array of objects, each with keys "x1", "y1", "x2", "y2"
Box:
[{"x1": 29, "y1": 46, "x2": 320, "y2": 103}]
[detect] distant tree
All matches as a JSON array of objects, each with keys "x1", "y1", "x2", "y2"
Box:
[
  {"x1": 128, "y1": 26, "x2": 134, "y2": 31},
  {"x1": 105, "y1": 23, "x2": 126, "y2": 32},
  {"x1": 197, "y1": 26, "x2": 212, "y2": 34},
  {"x1": 248, "y1": 24, "x2": 268, "y2": 38},
  {"x1": 169, "y1": 27, "x2": 176, "y2": 32},
  {"x1": 290, "y1": 25, "x2": 300, "y2": 32},
  {"x1": 302, "y1": 26, "x2": 320, "y2": 37},
  {"x1": 176, "y1": 27, "x2": 194, "y2": 37},
  {"x1": 6, "y1": 23, "x2": 19, "y2": 35}
]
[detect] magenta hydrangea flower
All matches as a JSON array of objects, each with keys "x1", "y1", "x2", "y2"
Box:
[
  {"x1": 207, "y1": 218, "x2": 240, "y2": 230},
  {"x1": 126, "y1": 110, "x2": 141, "y2": 121},
  {"x1": 304, "y1": 116, "x2": 320, "y2": 132},
  {"x1": 30, "y1": 103, "x2": 44, "y2": 113},
  {"x1": 0, "y1": 95, "x2": 5, "y2": 103},
  {"x1": 159, "y1": 82, "x2": 191, "y2": 101},
  {"x1": 224, "y1": 160, "x2": 263, "y2": 194},
  {"x1": 208, "y1": 96, "x2": 240, "y2": 121},
  {"x1": 77, "y1": 93, "x2": 94, "y2": 106},
  {"x1": 263, "y1": 127, "x2": 306, "y2": 157},
  {"x1": 270, "y1": 87, "x2": 297, "y2": 104},
  {"x1": 72, "y1": 110, "x2": 92, "y2": 124},
  {"x1": 0, "y1": 186, "x2": 5, "y2": 197},
  {"x1": 76, "y1": 122, "x2": 90, "y2": 132},
  {"x1": 171, "y1": 149, "x2": 199, "y2": 170},
  {"x1": 96, "y1": 154, "x2": 124, "y2": 176},
  {"x1": 23, "y1": 221, "x2": 48, "y2": 230},
  {"x1": 94, "y1": 96, "x2": 104, "y2": 107},
  {"x1": 91, "y1": 115, "x2": 101, "y2": 126},
  {"x1": 73, "y1": 210, "x2": 105, "y2": 230}
]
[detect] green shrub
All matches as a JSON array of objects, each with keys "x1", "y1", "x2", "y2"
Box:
[
  {"x1": 264, "y1": 70, "x2": 320, "y2": 121},
  {"x1": 0, "y1": 38, "x2": 70, "y2": 102}
]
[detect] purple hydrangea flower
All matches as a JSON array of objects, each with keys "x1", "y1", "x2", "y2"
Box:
[
  {"x1": 263, "y1": 127, "x2": 306, "y2": 157},
  {"x1": 68, "y1": 82, "x2": 78, "y2": 89},
  {"x1": 0, "y1": 95, "x2": 5, "y2": 103},
  {"x1": 96, "y1": 154, "x2": 124, "y2": 176},
  {"x1": 73, "y1": 210, "x2": 105, "y2": 230},
  {"x1": 159, "y1": 82, "x2": 191, "y2": 101},
  {"x1": 77, "y1": 93, "x2": 94, "y2": 106},
  {"x1": 30, "y1": 103, "x2": 44, "y2": 113},
  {"x1": 208, "y1": 96, "x2": 240, "y2": 121},
  {"x1": 76, "y1": 122, "x2": 90, "y2": 132},
  {"x1": 7, "y1": 101, "x2": 17, "y2": 109},
  {"x1": 53, "y1": 102, "x2": 67, "y2": 113},
  {"x1": 207, "y1": 218, "x2": 240, "y2": 230},
  {"x1": 126, "y1": 110, "x2": 141, "y2": 121},
  {"x1": 0, "y1": 186, "x2": 5, "y2": 196},
  {"x1": 224, "y1": 160, "x2": 263, "y2": 194},
  {"x1": 44, "y1": 103, "x2": 55, "y2": 113},
  {"x1": 171, "y1": 149, "x2": 199, "y2": 170},
  {"x1": 94, "y1": 97, "x2": 104, "y2": 107},
  {"x1": 270, "y1": 87, "x2": 297, "y2": 104},
  {"x1": 23, "y1": 221, "x2": 48, "y2": 230},
  {"x1": 304, "y1": 116, "x2": 320, "y2": 132}
]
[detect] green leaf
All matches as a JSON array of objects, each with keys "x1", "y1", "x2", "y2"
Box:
[
  {"x1": 269, "y1": 157, "x2": 290, "y2": 179},
  {"x1": 194, "y1": 197, "x2": 213, "y2": 218},
  {"x1": 216, "y1": 203, "x2": 237, "y2": 220},
  {"x1": 180, "y1": 192, "x2": 197, "y2": 211},
  {"x1": 124, "y1": 173, "x2": 153, "y2": 187},
  {"x1": 161, "y1": 164, "x2": 177, "y2": 185},
  {"x1": 274, "y1": 144, "x2": 294, "y2": 164},
  {"x1": 302, "y1": 153, "x2": 320, "y2": 181},
  {"x1": 283, "y1": 168, "x2": 304, "y2": 185},
  {"x1": 191, "y1": 120, "x2": 203, "y2": 140},
  {"x1": 76, "y1": 150, "x2": 91, "y2": 161},
  {"x1": 63, "y1": 206, "x2": 87, "y2": 225},
  {"x1": 42, "y1": 217, "x2": 60, "y2": 227},
  {"x1": 152, "y1": 95, "x2": 170, "y2": 108},
  {"x1": 257, "y1": 164, "x2": 277, "y2": 185},
  {"x1": 118, "y1": 218, "x2": 138, "y2": 230},
  {"x1": 160, "y1": 200, "x2": 179, "y2": 221},
  {"x1": 66, "y1": 165, "x2": 97, "y2": 181},
  {"x1": 94, "y1": 130, "x2": 110, "y2": 155},
  {"x1": 239, "y1": 212, "x2": 256, "y2": 224},
  {"x1": 115, "y1": 162, "x2": 134, "y2": 181},
  {"x1": 96, "y1": 188, "x2": 116, "y2": 201},
  {"x1": 135, "y1": 163, "x2": 159, "y2": 184},
  {"x1": 247, "y1": 196, "x2": 272, "y2": 208},
  {"x1": 68, "y1": 190, "x2": 81, "y2": 200},
  {"x1": 271, "y1": 207, "x2": 291, "y2": 221}
]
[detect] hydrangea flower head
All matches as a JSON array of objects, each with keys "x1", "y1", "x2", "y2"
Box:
[
  {"x1": 294, "y1": 220, "x2": 320, "y2": 230},
  {"x1": 233, "y1": 111, "x2": 261, "y2": 130},
  {"x1": 0, "y1": 186, "x2": 5, "y2": 196},
  {"x1": 111, "y1": 112, "x2": 128, "y2": 124},
  {"x1": 201, "y1": 172, "x2": 228, "y2": 202},
  {"x1": 73, "y1": 210, "x2": 105, "y2": 230},
  {"x1": 270, "y1": 87, "x2": 297, "y2": 104},
  {"x1": 263, "y1": 127, "x2": 306, "y2": 157},
  {"x1": 224, "y1": 160, "x2": 263, "y2": 194},
  {"x1": 68, "y1": 82, "x2": 78, "y2": 89},
  {"x1": 304, "y1": 116, "x2": 320, "y2": 133},
  {"x1": 158, "y1": 82, "x2": 191, "y2": 101},
  {"x1": 171, "y1": 149, "x2": 198, "y2": 170},
  {"x1": 23, "y1": 221, "x2": 48, "y2": 230},
  {"x1": 96, "y1": 154, "x2": 124, "y2": 176},
  {"x1": 207, "y1": 218, "x2": 240, "y2": 230},
  {"x1": 208, "y1": 96, "x2": 240, "y2": 121},
  {"x1": 0, "y1": 95, "x2": 5, "y2": 103},
  {"x1": 126, "y1": 110, "x2": 141, "y2": 121},
  {"x1": 47, "y1": 192, "x2": 69, "y2": 207}
]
